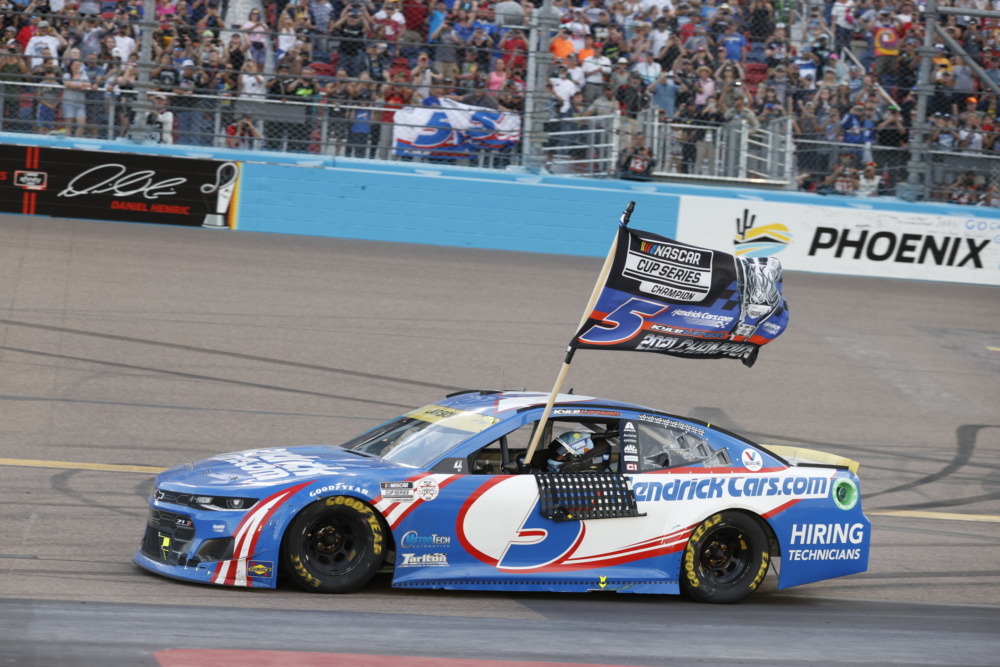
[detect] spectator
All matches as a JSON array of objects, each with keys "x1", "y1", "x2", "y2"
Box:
[
  {"x1": 831, "y1": 0, "x2": 855, "y2": 53},
  {"x1": 633, "y1": 50, "x2": 661, "y2": 86},
  {"x1": 276, "y1": 13, "x2": 297, "y2": 64},
  {"x1": 564, "y1": 52, "x2": 585, "y2": 90},
  {"x1": 945, "y1": 170, "x2": 980, "y2": 205},
  {"x1": 586, "y1": 83, "x2": 619, "y2": 117},
  {"x1": 242, "y1": 8, "x2": 270, "y2": 69},
  {"x1": 1, "y1": 37, "x2": 26, "y2": 116},
  {"x1": 226, "y1": 113, "x2": 263, "y2": 148},
  {"x1": 430, "y1": 12, "x2": 462, "y2": 80},
  {"x1": 869, "y1": 8, "x2": 901, "y2": 85},
  {"x1": 25, "y1": 20, "x2": 64, "y2": 70},
  {"x1": 62, "y1": 58, "x2": 89, "y2": 136},
  {"x1": 856, "y1": 161, "x2": 880, "y2": 197},
  {"x1": 763, "y1": 22, "x2": 789, "y2": 75},
  {"x1": 550, "y1": 63, "x2": 579, "y2": 114},
  {"x1": 581, "y1": 46, "x2": 612, "y2": 104},
  {"x1": 719, "y1": 22, "x2": 746, "y2": 64},
  {"x1": 615, "y1": 72, "x2": 650, "y2": 138},
  {"x1": 723, "y1": 93, "x2": 759, "y2": 130},
  {"x1": 345, "y1": 75, "x2": 375, "y2": 158},
  {"x1": 692, "y1": 96, "x2": 724, "y2": 174},
  {"x1": 239, "y1": 59, "x2": 266, "y2": 99},
  {"x1": 617, "y1": 133, "x2": 656, "y2": 180},
  {"x1": 824, "y1": 157, "x2": 859, "y2": 194},
  {"x1": 146, "y1": 93, "x2": 175, "y2": 143},
  {"x1": 650, "y1": 69, "x2": 679, "y2": 119}
]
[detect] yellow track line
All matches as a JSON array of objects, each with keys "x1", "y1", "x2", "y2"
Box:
[
  {"x1": 988, "y1": 346, "x2": 1000, "y2": 352},
  {"x1": 868, "y1": 509, "x2": 1000, "y2": 524},
  {"x1": 0, "y1": 458, "x2": 164, "y2": 474}
]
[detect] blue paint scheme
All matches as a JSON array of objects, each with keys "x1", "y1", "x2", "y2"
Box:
[{"x1": 134, "y1": 391, "x2": 871, "y2": 597}]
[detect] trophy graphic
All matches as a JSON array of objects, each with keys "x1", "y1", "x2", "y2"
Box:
[
  {"x1": 731, "y1": 256, "x2": 783, "y2": 340},
  {"x1": 201, "y1": 162, "x2": 239, "y2": 229}
]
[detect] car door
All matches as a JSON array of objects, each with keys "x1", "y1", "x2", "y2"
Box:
[{"x1": 388, "y1": 410, "x2": 689, "y2": 589}]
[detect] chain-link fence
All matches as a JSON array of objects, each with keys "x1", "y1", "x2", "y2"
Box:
[{"x1": 5, "y1": 2, "x2": 1000, "y2": 202}]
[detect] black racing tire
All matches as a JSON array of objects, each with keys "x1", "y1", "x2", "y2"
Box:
[
  {"x1": 680, "y1": 511, "x2": 770, "y2": 604},
  {"x1": 281, "y1": 496, "x2": 386, "y2": 594}
]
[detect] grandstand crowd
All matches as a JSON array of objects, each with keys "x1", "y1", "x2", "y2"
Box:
[{"x1": 1, "y1": 0, "x2": 1000, "y2": 202}]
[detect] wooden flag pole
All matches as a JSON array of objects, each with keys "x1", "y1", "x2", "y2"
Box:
[{"x1": 520, "y1": 201, "x2": 635, "y2": 469}]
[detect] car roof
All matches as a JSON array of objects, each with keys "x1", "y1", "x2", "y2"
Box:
[{"x1": 436, "y1": 390, "x2": 657, "y2": 418}]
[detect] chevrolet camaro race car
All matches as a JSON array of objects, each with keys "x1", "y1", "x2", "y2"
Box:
[{"x1": 134, "y1": 391, "x2": 870, "y2": 604}]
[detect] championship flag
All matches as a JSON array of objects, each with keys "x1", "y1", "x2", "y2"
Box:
[
  {"x1": 569, "y1": 224, "x2": 789, "y2": 368},
  {"x1": 521, "y1": 202, "x2": 789, "y2": 465}
]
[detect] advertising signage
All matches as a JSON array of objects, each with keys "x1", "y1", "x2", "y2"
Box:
[{"x1": 0, "y1": 145, "x2": 239, "y2": 229}]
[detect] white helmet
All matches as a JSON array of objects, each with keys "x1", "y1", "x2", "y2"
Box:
[{"x1": 547, "y1": 431, "x2": 596, "y2": 472}]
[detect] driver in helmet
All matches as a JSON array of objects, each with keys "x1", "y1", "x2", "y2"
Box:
[{"x1": 547, "y1": 431, "x2": 603, "y2": 472}]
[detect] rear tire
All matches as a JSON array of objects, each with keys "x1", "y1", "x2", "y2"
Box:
[
  {"x1": 281, "y1": 496, "x2": 386, "y2": 593},
  {"x1": 680, "y1": 511, "x2": 769, "y2": 604}
]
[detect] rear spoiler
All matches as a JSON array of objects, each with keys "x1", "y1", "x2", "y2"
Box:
[{"x1": 759, "y1": 445, "x2": 860, "y2": 475}]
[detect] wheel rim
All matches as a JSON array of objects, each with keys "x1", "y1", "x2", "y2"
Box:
[
  {"x1": 301, "y1": 515, "x2": 366, "y2": 576},
  {"x1": 697, "y1": 526, "x2": 752, "y2": 587}
]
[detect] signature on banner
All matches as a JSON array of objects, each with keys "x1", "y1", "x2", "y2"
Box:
[{"x1": 57, "y1": 162, "x2": 238, "y2": 202}]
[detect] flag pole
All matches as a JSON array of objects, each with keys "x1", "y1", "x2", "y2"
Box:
[{"x1": 520, "y1": 201, "x2": 635, "y2": 469}]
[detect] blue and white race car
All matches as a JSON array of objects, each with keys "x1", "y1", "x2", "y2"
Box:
[{"x1": 134, "y1": 390, "x2": 870, "y2": 603}]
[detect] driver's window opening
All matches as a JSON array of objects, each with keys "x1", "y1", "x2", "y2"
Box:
[{"x1": 470, "y1": 420, "x2": 621, "y2": 475}]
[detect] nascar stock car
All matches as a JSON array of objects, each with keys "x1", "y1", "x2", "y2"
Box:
[{"x1": 134, "y1": 390, "x2": 870, "y2": 604}]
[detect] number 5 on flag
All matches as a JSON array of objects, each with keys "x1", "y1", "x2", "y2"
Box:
[{"x1": 577, "y1": 297, "x2": 667, "y2": 346}]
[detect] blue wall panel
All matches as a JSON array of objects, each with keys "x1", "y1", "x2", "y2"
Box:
[{"x1": 238, "y1": 163, "x2": 681, "y2": 256}]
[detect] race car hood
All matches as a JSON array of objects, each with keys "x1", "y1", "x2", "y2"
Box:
[{"x1": 156, "y1": 445, "x2": 405, "y2": 491}]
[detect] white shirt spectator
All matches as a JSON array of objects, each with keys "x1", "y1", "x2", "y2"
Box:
[
  {"x1": 832, "y1": 0, "x2": 856, "y2": 31},
  {"x1": 240, "y1": 72, "x2": 267, "y2": 99},
  {"x1": 550, "y1": 75, "x2": 580, "y2": 113},
  {"x1": 564, "y1": 19, "x2": 590, "y2": 51},
  {"x1": 25, "y1": 32, "x2": 61, "y2": 70},
  {"x1": 633, "y1": 58, "x2": 662, "y2": 85},
  {"x1": 583, "y1": 54, "x2": 612, "y2": 84},
  {"x1": 114, "y1": 32, "x2": 137, "y2": 62},
  {"x1": 650, "y1": 25, "x2": 671, "y2": 57}
]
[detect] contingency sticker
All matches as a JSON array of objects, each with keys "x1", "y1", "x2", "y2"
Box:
[{"x1": 380, "y1": 481, "x2": 415, "y2": 503}]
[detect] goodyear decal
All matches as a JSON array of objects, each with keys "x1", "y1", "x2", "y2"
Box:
[{"x1": 633, "y1": 475, "x2": 829, "y2": 502}]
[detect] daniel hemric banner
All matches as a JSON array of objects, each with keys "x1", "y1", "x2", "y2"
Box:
[
  {"x1": 392, "y1": 99, "x2": 521, "y2": 158},
  {"x1": 570, "y1": 225, "x2": 789, "y2": 367}
]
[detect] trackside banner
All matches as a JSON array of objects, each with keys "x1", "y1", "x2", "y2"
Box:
[
  {"x1": 569, "y1": 226, "x2": 789, "y2": 367},
  {"x1": 675, "y1": 196, "x2": 1000, "y2": 286},
  {"x1": 0, "y1": 145, "x2": 240, "y2": 228}
]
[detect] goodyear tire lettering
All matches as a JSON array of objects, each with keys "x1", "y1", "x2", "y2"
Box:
[
  {"x1": 282, "y1": 496, "x2": 387, "y2": 594},
  {"x1": 680, "y1": 512, "x2": 770, "y2": 604}
]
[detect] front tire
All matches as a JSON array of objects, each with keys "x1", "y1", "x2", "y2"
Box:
[
  {"x1": 281, "y1": 496, "x2": 386, "y2": 593},
  {"x1": 680, "y1": 511, "x2": 769, "y2": 604}
]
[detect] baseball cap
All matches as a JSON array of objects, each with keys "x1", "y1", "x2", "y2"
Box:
[
  {"x1": 967, "y1": 96, "x2": 978, "y2": 103},
  {"x1": 617, "y1": 57, "x2": 629, "y2": 64},
  {"x1": 181, "y1": 58, "x2": 195, "y2": 67},
  {"x1": 775, "y1": 22, "x2": 786, "y2": 28},
  {"x1": 38, "y1": 20, "x2": 50, "y2": 27}
]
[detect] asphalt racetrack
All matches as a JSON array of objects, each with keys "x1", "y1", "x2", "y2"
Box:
[{"x1": 0, "y1": 214, "x2": 998, "y2": 667}]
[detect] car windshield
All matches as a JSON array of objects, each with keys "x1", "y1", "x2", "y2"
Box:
[{"x1": 343, "y1": 403, "x2": 501, "y2": 467}]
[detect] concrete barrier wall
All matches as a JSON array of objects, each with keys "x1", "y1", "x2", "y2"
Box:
[{"x1": 3, "y1": 133, "x2": 999, "y2": 285}]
